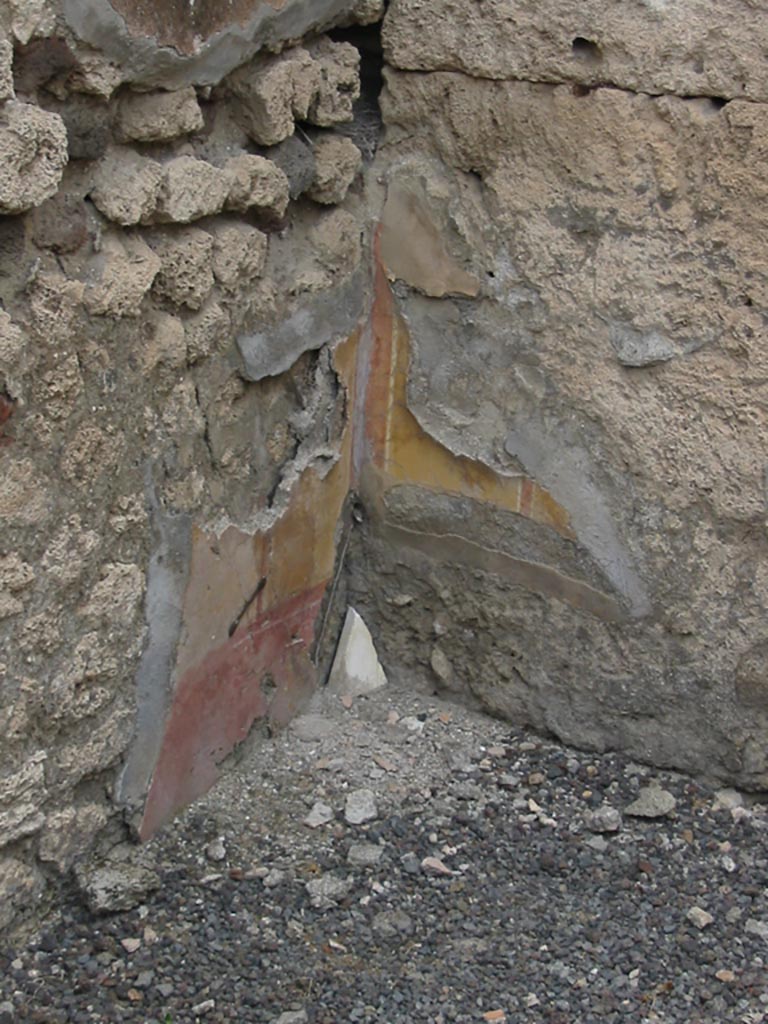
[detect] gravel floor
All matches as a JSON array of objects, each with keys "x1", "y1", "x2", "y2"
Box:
[{"x1": 2, "y1": 680, "x2": 768, "y2": 1024}]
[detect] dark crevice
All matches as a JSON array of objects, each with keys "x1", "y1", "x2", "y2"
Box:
[{"x1": 329, "y1": 21, "x2": 384, "y2": 160}]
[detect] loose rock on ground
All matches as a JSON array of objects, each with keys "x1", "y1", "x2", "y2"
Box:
[{"x1": 2, "y1": 681, "x2": 768, "y2": 1024}]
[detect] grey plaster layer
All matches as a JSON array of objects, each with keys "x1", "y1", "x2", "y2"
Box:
[
  {"x1": 396, "y1": 288, "x2": 548, "y2": 467},
  {"x1": 237, "y1": 270, "x2": 366, "y2": 381},
  {"x1": 382, "y1": 483, "x2": 615, "y2": 598},
  {"x1": 505, "y1": 414, "x2": 651, "y2": 619},
  {"x1": 117, "y1": 468, "x2": 191, "y2": 819},
  {"x1": 62, "y1": 0, "x2": 358, "y2": 88}
]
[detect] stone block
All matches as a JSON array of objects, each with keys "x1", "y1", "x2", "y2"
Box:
[
  {"x1": 117, "y1": 86, "x2": 204, "y2": 142},
  {"x1": 59, "y1": 423, "x2": 126, "y2": 483},
  {"x1": 64, "y1": 50, "x2": 123, "y2": 98},
  {"x1": 53, "y1": 703, "x2": 135, "y2": 788},
  {"x1": 156, "y1": 156, "x2": 232, "y2": 223},
  {"x1": 148, "y1": 227, "x2": 215, "y2": 310},
  {"x1": 307, "y1": 135, "x2": 362, "y2": 205},
  {"x1": 0, "y1": 102, "x2": 68, "y2": 214},
  {"x1": 227, "y1": 47, "x2": 320, "y2": 146},
  {"x1": 83, "y1": 231, "x2": 161, "y2": 317},
  {"x1": 224, "y1": 153, "x2": 290, "y2": 219},
  {"x1": 0, "y1": 458, "x2": 50, "y2": 525},
  {"x1": 91, "y1": 147, "x2": 164, "y2": 225},
  {"x1": 305, "y1": 39, "x2": 360, "y2": 127},
  {"x1": 211, "y1": 222, "x2": 268, "y2": 292},
  {"x1": 76, "y1": 859, "x2": 159, "y2": 913},
  {"x1": 382, "y1": 0, "x2": 768, "y2": 101}
]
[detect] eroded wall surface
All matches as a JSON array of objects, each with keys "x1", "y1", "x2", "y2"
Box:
[
  {"x1": 0, "y1": 0, "x2": 376, "y2": 932},
  {"x1": 350, "y1": 0, "x2": 768, "y2": 795},
  {"x1": 2, "y1": 0, "x2": 768, "y2": 936}
]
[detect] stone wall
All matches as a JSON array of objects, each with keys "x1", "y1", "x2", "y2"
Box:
[
  {"x1": 2, "y1": 0, "x2": 768, "y2": 936},
  {"x1": 351, "y1": 0, "x2": 768, "y2": 794},
  {"x1": 0, "y1": 0, "x2": 377, "y2": 933}
]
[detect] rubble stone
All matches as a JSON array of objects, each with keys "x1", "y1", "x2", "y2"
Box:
[
  {"x1": 0, "y1": 101, "x2": 68, "y2": 214},
  {"x1": 227, "y1": 47, "x2": 319, "y2": 146},
  {"x1": 211, "y1": 222, "x2": 268, "y2": 292},
  {"x1": 328, "y1": 607, "x2": 387, "y2": 698},
  {"x1": 83, "y1": 231, "x2": 161, "y2": 317},
  {"x1": 148, "y1": 227, "x2": 215, "y2": 310},
  {"x1": 307, "y1": 135, "x2": 362, "y2": 205},
  {"x1": 117, "y1": 86, "x2": 203, "y2": 142},
  {"x1": 76, "y1": 861, "x2": 160, "y2": 914},
  {"x1": 90, "y1": 147, "x2": 164, "y2": 225},
  {"x1": 156, "y1": 156, "x2": 232, "y2": 223},
  {"x1": 305, "y1": 39, "x2": 360, "y2": 127},
  {"x1": 224, "y1": 153, "x2": 290, "y2": 219}
]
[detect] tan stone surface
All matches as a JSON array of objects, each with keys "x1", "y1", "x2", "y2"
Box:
[
  {"x1": 139, "y1": 310, "x2": 187, "y2": 374},
  {"x1": 116, "y1": 86, "x2": 203, "y2": 142},
  {"x1": 156, "y1": 156, "x2": 232, "y2": 223},
  {"x1": 0, "y1": 458, "x2": 51, "y2": 526},
  {"x1": 8, "y1": 0, "x2": 56, "y2": 44},
  {"x1": 307, "y1": 135, "x2": 362, "y2": 205},
  {"x1": 227, "y1": 47, "x2": 320, "y2": 146},
  {"x1": 211, "y1": 222, "x2": 268, "y2": 292},
  {"x1": 83, "y1": 231, "x2": 161, "y2": 316},
  {"x1": 305, "y1": 39, "x2": 360, "y2": 127},
  {"x1": 224, "y1": 153, "x2": 290, "y2": 218},
  {"x1": 0, "y1": 554, "x2": 35, "y2": 622},
  {"x1": 90, "y1": 147, "x2": 164, "y2": 225},
  {"x1": 374, "y1": 67, "x2": 768, "y2": 784},
  {"x1": 383, "y1": 0, "x2": 768, "y2": 101},
  {"x1": 148, "y1": 227, "x2": 215, "y2": 310},
  {"x1": 184, "y1": 300, "x2": 230, "y2": 364},
  {"x1": 0, "y1": 102, "x2": 68, "y2": 215},
  {"x1": 77, "y1": 562, "x2": 144, "y2": 624},
  {"x1": 0, "y1": 753, "x2": 46, "y2": 847}
]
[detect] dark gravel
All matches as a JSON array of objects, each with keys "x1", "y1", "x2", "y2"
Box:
[{"x1": 2, "y1": 685, "x2": 767, "y2": 1024}]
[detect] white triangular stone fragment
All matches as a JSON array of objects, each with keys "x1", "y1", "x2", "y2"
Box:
[{"x1": 327, "y1": 607, "x2": 387, "y2": 697}]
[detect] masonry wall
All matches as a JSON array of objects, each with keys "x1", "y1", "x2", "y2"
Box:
[
  {"x1": 353, "y1": 0, "x2": 768, "y2": 792},
  {"x1": 2, "y1": 0, "x2": 768, "y2": 936}
]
